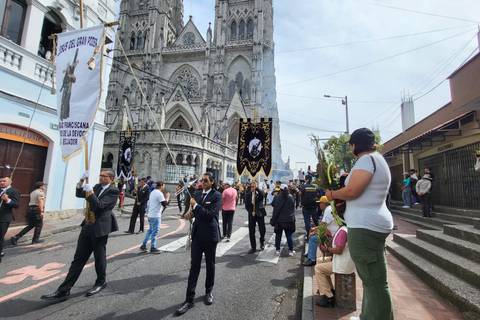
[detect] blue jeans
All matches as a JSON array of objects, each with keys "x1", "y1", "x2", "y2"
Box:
[
  {"x1": 302, "y1": 208, "x2": 319, "y2": 235},
  {"x1": 142, "y1": 217, "x2": 160, "y2": 249},
  {"x1": 402, "y1": 188, "x2": 412, "y2": 207},
  {"x1": 307, "y1": 234, "x2": 318, "y2": 261}
]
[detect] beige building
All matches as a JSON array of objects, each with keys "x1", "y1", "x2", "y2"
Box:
[{"x1": 383, "y1": 52, "x2": 480, "y2": 209}]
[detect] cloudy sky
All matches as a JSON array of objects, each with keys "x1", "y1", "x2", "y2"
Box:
[{"x1": 184, "y1": 0, "x2": 480, "y2": 171}]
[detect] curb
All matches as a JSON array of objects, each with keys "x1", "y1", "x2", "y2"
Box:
[{"x1": 302, "y1": 239, "x2": 314, "y2": 320}]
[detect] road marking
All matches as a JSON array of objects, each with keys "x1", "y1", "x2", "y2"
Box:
[
  {"x1": 0, "y1": 263, "x2": 66, "y2": 285},
  {"x1": 216, "y1": 227, "x2": 249, "y2": 257},
  {"x1": 256, "y1": 234, "x2": 286, "y2": 264},
  {"x1": 0, "y1": 218, "x2": 186, "y2": 304},
  {"x1": 159, "y1": 236, "x2": 189, "y2": 252}
]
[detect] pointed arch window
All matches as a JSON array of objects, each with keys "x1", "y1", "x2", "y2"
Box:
[
  {"x1": 230, "y1": 21, "x2": 237, "y2": 40},
  {"x1": 247, "y1": 19, "x2": 254, "y2": 39},
  {"x1": 238, "y1": 20, "x2": 245, "y2": 39},
  {"x1": 243, "y1": 79, "x2": 251, "y2": 101},
  {"x1": 136, "y1": 31, "x2": 144, "y2": 49},
  {"x1": 171, "y1": 115, "x2": 190, "y2": 131},
  {"x1": 229, "y1": 80, "x2": 236, "y2": 100},
  {"x1": 130, "y1": 32, "x2": 136, "y2": 50}
]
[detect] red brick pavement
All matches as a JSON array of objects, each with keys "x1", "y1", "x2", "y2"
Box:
[{"x1": 313, "y1": 217, "x2": 464, "y2": 320}]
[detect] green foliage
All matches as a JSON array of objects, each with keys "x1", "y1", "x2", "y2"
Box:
[{"x1": 322, "y1": 130, "x2": 382, "y2": 171}]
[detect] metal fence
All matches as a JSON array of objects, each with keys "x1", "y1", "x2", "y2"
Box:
[{"x1": 418, "y1": 142, "x2": 480, "y2": 209}]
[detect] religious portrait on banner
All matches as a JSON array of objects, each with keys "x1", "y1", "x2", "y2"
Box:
[{"x1": 237, "y1": 118, "x2": 273, "y2": 177}]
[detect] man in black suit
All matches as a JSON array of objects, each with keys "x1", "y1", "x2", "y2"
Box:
[
  {"x1": 245, "y1": 181, "x2": 266, "y2": 254},
  {"x1": 126, "y1": 177, "x2": 149, "y2": 234},
  {"x1": 0, "y1": 176, "x2": 20, "y2": 263},
  {"x1": 41, "y1": 170, "x2": 119, "y2": 302},
  {"x1": 175, "y1": 172, "x2": 222, "y2": 316}
]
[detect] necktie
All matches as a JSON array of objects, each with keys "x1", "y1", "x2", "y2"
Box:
[{"x1": 202, "y1": 193, "x2": 208, "y2": 203}]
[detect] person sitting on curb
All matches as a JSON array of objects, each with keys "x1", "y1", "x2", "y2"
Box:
[
  {"x1": 303, "y1": 196, "x2": 339, "y2": 266},
  {"x1": 314, "y1": 213, "x2": 355, "y2": 308}
]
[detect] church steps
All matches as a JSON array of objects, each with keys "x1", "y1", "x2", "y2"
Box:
[
  {"x1": 416, "y1": 229, "x2": 480, "y2": 264},
  {"x1": 390, "y1": 204, "x2": 480, "y2": 223},
  {"x1": 390, "y1": 202, "x2": 480, "y2": 217},
  {"x1": 397, "y1": 217, "x2": 442, "y2": 230},
  {"x1": 392, "y1": 233, "x2": 480, "y2": 289},
  {"x1": 444, "y1": 224, "x2": 480, "y2": 245},
  {"x1": 391, "y1": 209, "x2": 456, "y2": 227},
  {"x1": 387, "y1": 242, "x2": 480, "y2": 318}
]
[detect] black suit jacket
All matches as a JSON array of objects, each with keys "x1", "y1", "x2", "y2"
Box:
[
  {"x1": 244, "y1": 188, "x2": 266, "y2": 217},
  {"x1": 192, "y1": 189, "x2": 222, "y2": 243},
  {"x1": 134, "y1": 185, "x2": 150, "y2": 209},
  {"x1": 76, "y1": 184, "x2": 120, "y2": 238},
  {"x1": 0, "y1": 187, "x2": 20, "y2": 223}
]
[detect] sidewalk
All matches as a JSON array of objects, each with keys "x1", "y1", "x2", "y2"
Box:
[{"x1": 308, "y1": 217, "x2": 464, "y2": 320}]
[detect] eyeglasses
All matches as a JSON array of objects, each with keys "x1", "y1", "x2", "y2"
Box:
[{"x1": 202, "y1": 179, "x2": 210, "y2": 183}]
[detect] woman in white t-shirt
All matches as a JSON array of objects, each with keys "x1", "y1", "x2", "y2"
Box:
[{"x1": 326, "y1": 128, "x2": 394, "y2": 320}]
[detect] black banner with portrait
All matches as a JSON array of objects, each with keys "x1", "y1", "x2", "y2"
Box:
[
  {"x1": 116, "y1": 131, "x2": 137, "y2": 180},
  {"x1": 237, "y1": 118, "x2": 273, "y2": 177}
]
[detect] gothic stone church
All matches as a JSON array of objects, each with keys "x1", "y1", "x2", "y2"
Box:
[{"x1": 103, "y1": 0, "x2": 288, "y2": 184}]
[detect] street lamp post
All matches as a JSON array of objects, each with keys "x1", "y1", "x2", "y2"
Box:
[{"x1": 324, "y1": 94, "x2": 349, "y2": 134}]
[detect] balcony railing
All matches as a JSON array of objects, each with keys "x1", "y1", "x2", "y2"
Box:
[
  {"x1": 104, "y1": 128, "x2": 237, "y2": 159},
  {"x1": 0, "y1": 36, "x2": 54, "y2": 86}
]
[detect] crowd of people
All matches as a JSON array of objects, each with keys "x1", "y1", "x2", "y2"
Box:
[{"x1": 0, "y1": 127, "x2": 403, "y2": 320}]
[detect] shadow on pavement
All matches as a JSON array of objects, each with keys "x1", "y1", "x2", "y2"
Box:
[
  {"x1": 95, "y1": 296, "x2": 204, "y2": 320},
  {"x1": 0, "y1": 292, "x2": 86, "y2": 317}
]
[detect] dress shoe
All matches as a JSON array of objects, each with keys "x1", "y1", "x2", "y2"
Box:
[
  {"x1": 175, "y1": 301, "x2": 194, "y2": 316},
  {"x1": 124, "y1": 231, "x2": 134, "y2": 234},
  {"x1": 136, "y1": 231, "x2": 144, "y2": 234},
  {"x1": 247, "y1": 248, "x2": 256, "y2": 254},
  {"x1": 260, "y1": 243, "x2": 265, "y2": 250},
  {"x1": 41, "y1": 290, "x2": 70, "y2": 302},
  {"x1": 205, "y1": 293, "x2": 213, "y2": 305},
  {"x1": 10, "y1": 237, "x2": 18, "y2": 245},
  {"x1": 85, "y1": 283, "x2": 106, "y2": 297},
  {"x1": 32, "y1": 239, "x2": 45, "y2": 244},
  {"x1": 303, "y1": 259, "x2": 316, "y2": 266}
]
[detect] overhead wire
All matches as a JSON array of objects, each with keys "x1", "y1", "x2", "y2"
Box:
[
  {"x1": 277, "y1": 25, "x2": 472, "y2": 54},
  {"x1": 414, "y1": 46, "x2": 479, "y2": 102},
  {"x1": 279, "y1": 29, "x2": 474, "y2": 88},
  {"x1": 369, "y1": 2, "x2": 480, "y2": 24},
  {"x1": 412, "y1": 33, "x2": 477, "y2": 97}
]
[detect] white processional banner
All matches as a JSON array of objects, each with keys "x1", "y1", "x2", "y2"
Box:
[{"x1": 56, "y1": 25, "x2": 105, "y2": 159}]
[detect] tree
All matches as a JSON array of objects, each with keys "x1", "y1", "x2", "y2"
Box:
[{"x1": 323, "y1": 130, "x2": 382, "y2": 171}]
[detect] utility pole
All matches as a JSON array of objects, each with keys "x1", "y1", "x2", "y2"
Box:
[
  {"x1": 343, "y1": 95, "x2": 349, "y2": 134},
  {"x1": 324, "y1": 94, "x2": 349, "y2": 134}
]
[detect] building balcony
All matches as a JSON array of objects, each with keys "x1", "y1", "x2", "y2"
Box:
[
  {"x1": 104, "y1": 128, "x2": 236, "y2": 159},
  {"x1": 0, "y1": 36, "x2": 54, "y2": 88}
]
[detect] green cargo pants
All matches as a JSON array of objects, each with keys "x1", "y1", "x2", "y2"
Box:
[{"x1": 348, "y1": 228, "x2": 394, "y2": 320}]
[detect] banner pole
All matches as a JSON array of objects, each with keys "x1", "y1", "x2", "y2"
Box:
[{"x1": 79, "y1": 0, "x2": 84, "y2": 28}]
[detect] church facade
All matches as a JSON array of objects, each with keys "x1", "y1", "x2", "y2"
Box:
[{"x1": 103, "y1": 0, "x2": 288, "y2": 184}]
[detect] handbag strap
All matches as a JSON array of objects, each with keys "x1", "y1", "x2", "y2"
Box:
[{"x1": 369, "y1": 155, "x2": 377, "y2": 174}]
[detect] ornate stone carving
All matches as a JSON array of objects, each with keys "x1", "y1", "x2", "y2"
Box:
[{"x1": 171, "y1": 66, "x2": 200, "y2": 100}]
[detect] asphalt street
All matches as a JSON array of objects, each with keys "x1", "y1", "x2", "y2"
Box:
[{"x1": 0, "y1": 205, "x2": 305, "y2": 320}]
